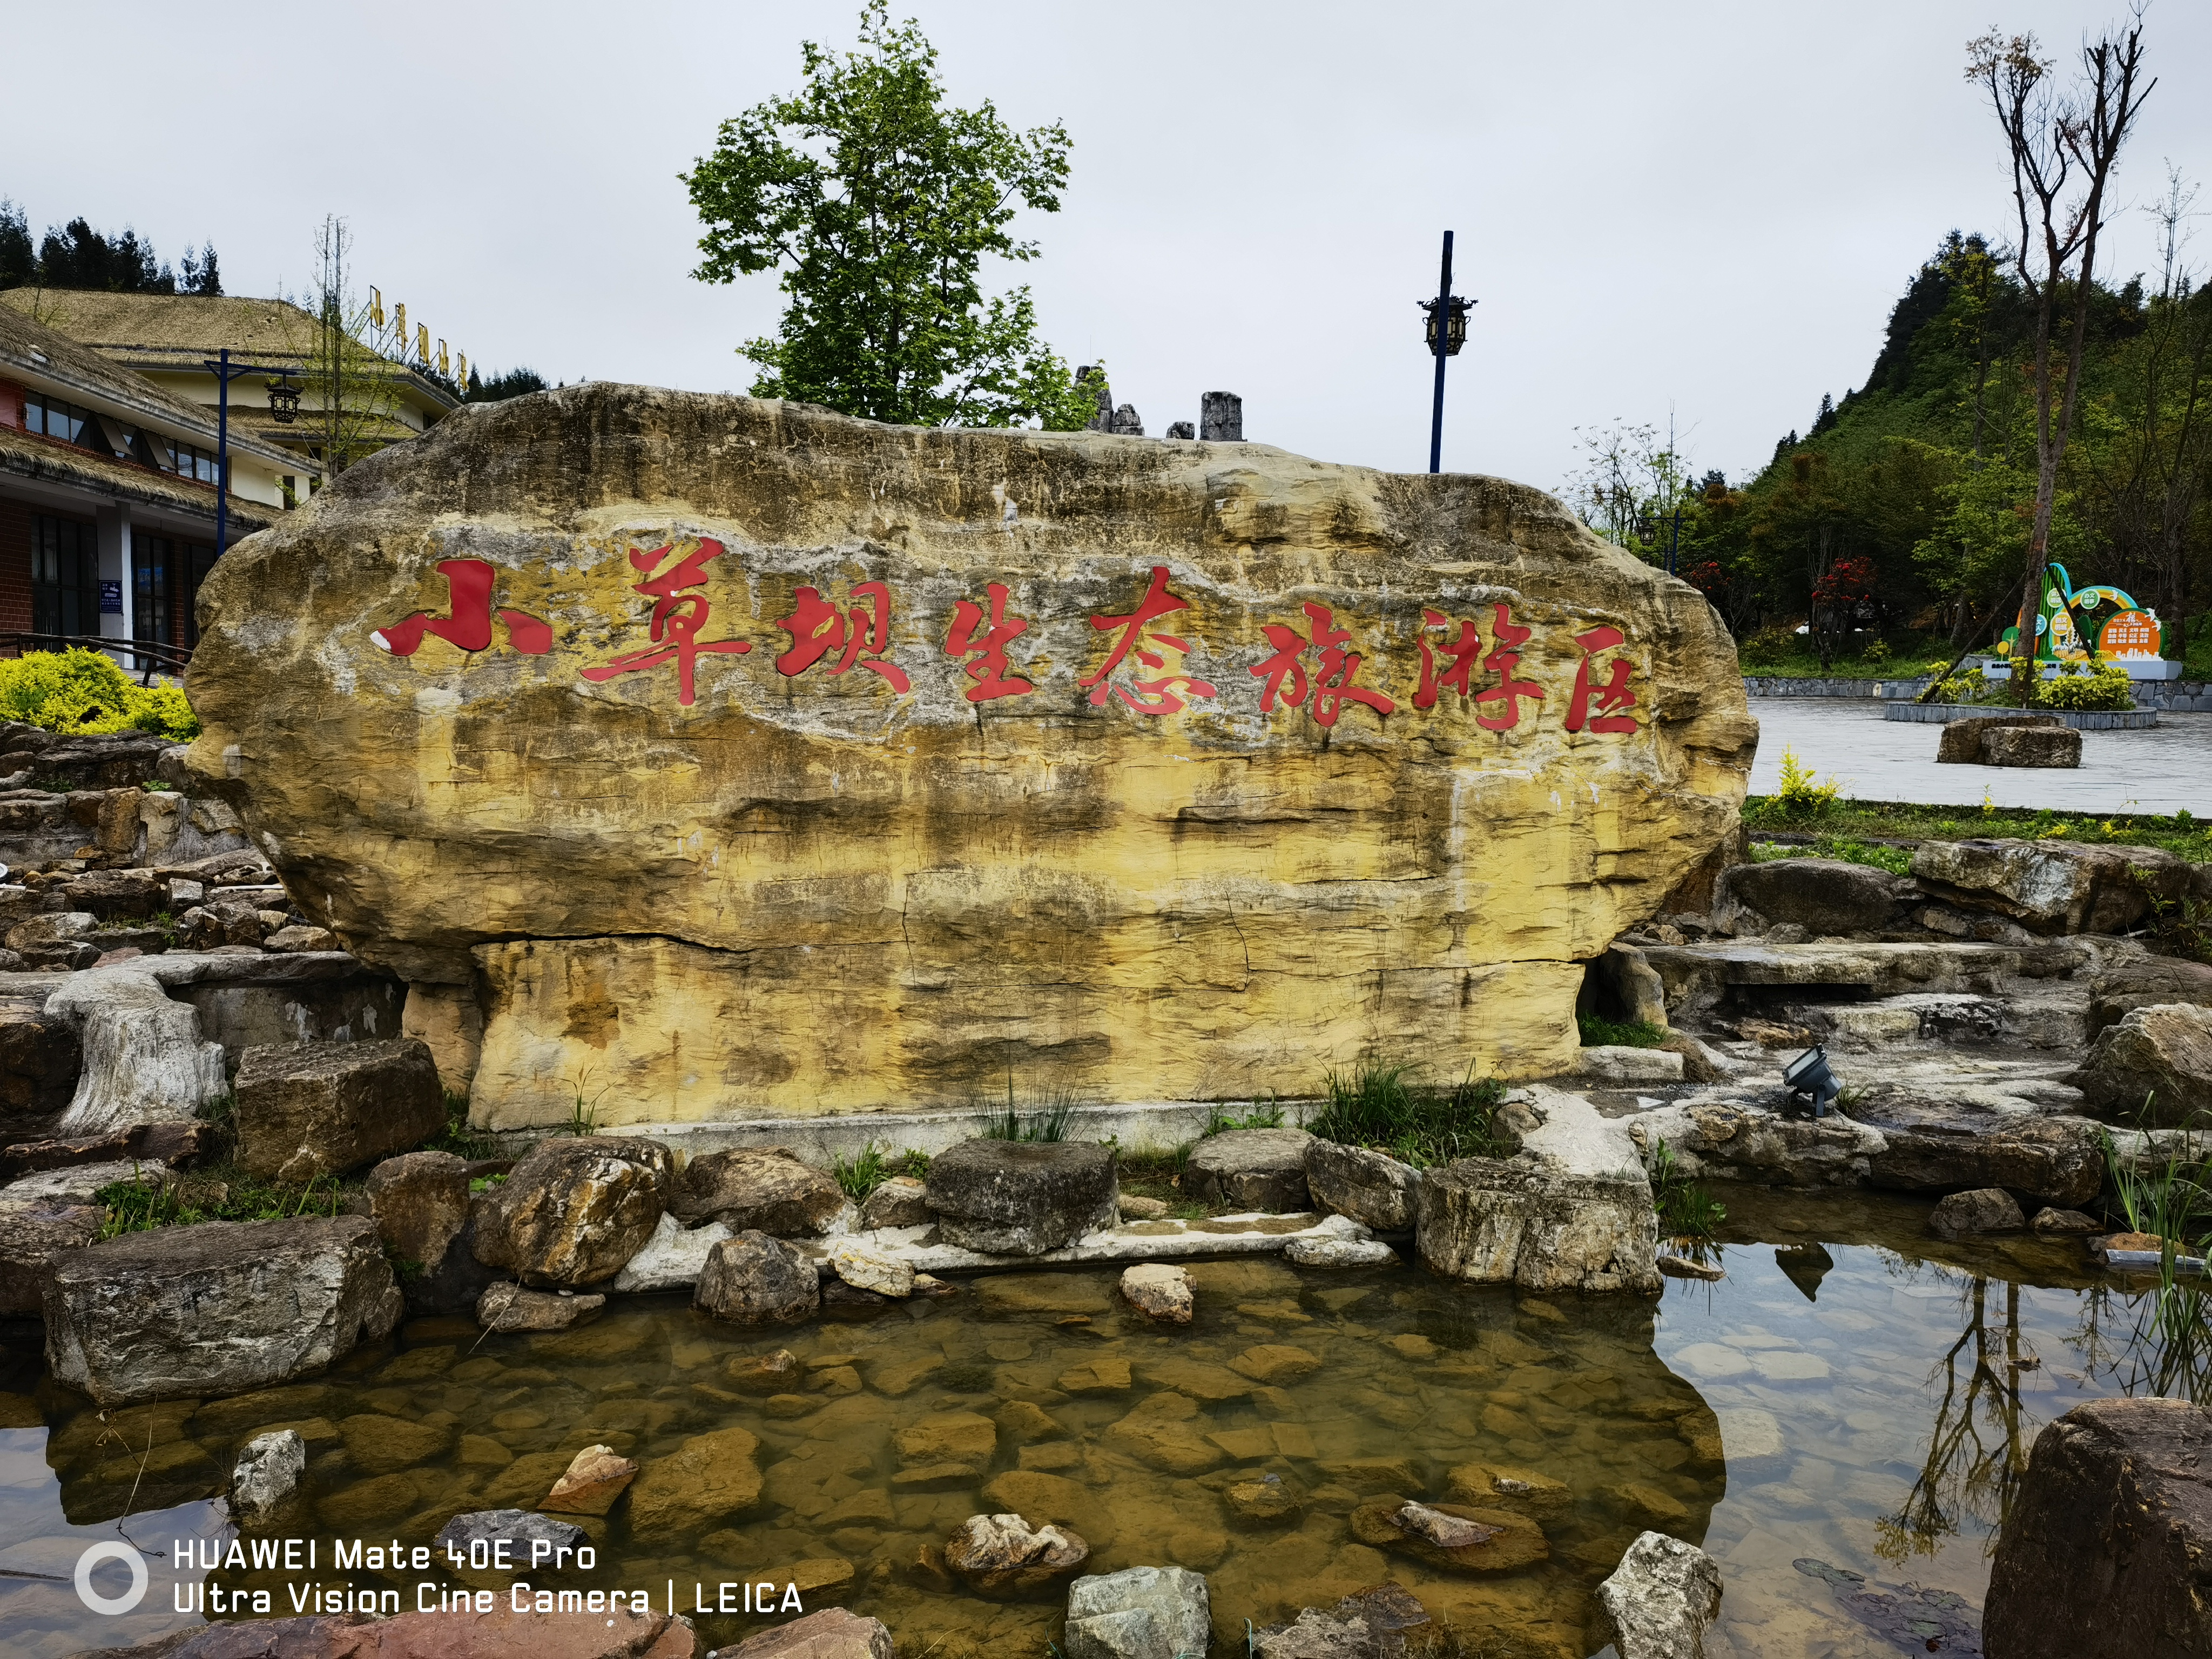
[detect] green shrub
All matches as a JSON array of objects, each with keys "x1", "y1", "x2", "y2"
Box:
[
  {"x1": 0, "y1": 648, "x2": 198, "y2": 738},
  {"x1": 1750, "y1": 836, "x2": 1912, "y2": 876},
  {"x1": 1306, "y1": 1062, "x2": 1510, "y2": 1169},
  {"x1": 2038, "y1": 660, "x2": 2136, "y2": 711},
  {"x1": 1769, "y1": 747, "x2": 1843, "y2": 816},
  {"x1": 1739, "y1": 625, "x2": 1799, "y2": 668},
  {"x1": 1203, "y1": 1100, "x2": 1285, "y2": 1135},
  {"x1": 1649, "y1": 1137, "x2": 1726, "y2": 1239}
]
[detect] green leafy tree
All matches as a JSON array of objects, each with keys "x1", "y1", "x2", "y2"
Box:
[{"x1": 682, "y1": 2, "x2": 1095, "y2": 430}]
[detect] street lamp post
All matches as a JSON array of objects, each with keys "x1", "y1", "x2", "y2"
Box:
[
  {"x1": 1418, "y1": 231, "x2": 1476, "y2": 474},
  {"x1": 203, "y1": 348, "x2": 301, "y2": 564},
  {"x1": 1637, "y1": 504, "x2": 1687, "y2": 577}
]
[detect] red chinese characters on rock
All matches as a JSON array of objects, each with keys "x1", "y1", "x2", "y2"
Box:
[
  {"x1": 943, "y1": 582, "x2": 1034, "y2": 702},
  {"x1": 372, "y1": 558, "x2": 552, "y2": 657},
  {"x1": 1250, "y1": 602, "x2": 1397, "y2": 726},
  {"x1": 1566, "y1": 625, "x2": 1639, "y2": 734},
  {"x1": 770, "y1": 581, "x2": 912, "y2": 693},
  {"x1": 579, "y1": 539, "x2": 752, "y2": 705},
  {"x1": 1412, "y1": 609, "x2": 1482, "y2": 709},
  {"x1": 1076, "y1": 565, "x2": 1217, "y2": 714},
  {"x1": 1414, "y1": 602, "x2": 1542, "y2": 731}
]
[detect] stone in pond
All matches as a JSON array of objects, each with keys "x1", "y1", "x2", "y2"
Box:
[
  {"x1": 1226, "y1": 1474, "x2": 1302, "y2": 1526},
  {"x1": 42, "y1": 1215, "x2": 401, "y2": 1406},
  {"x1": 1447, "y1": 1463, "x2": 1573, "y2": 1523},
  {"x1": 1303, "y1": 1139, "x2": 1421, "y2": 1231},
  {"x1": 339, "y1": 1412, "x2": 455, "y2": 1475},
  {"x1": 230, "y1": 1428, "x2": 306, "y2": 1525},
  {"x1": 1108, "y1": 1393, "x2": 1222, "y2": 1475},
  {"x1": 1284, "y1": 1236, "x2": 1398, "y2": 1269},
  {"x1": 1657, "y1": 1253, "x2": 1724, "y2": 1281},
  {"x1": 1417, "y1": 1136, "x2": 1660, "y2": 1293},
  {"x1": 478, "y1": 1281, "x2": 605, "y2": 1332},
  {"x1": 1983, "y1": 725, "x2": 2081, "y2": 767},
  {"x1": 983, "y1": 1469, "x2": 1093, "y2": 1526},
  {"x1": 696, "y1": 1230, "x2": 820, "y2": 1325},
  {"x1": 672, "y1": 1147, "x2": 844, "y2": 1236},
  {"x1": 1058, "y1": 1358, "x2": 1133, "y2": 1394},
  {"x1": 925, "y1": 1138, "x2": 1118, "y2": 1255},
  {"x1": 627, "y1": 1425, "x2": 763, "y2": 1540},
  {"x1": 185, "y1": 385, "x2": 1750, "y2": 1123},
  {"x1": 1184, "y1": 1128, "x2": 1314, "y2": 1212},
  {"x1": 542, "y1": 1443, "x2": 638, "y2": 1516},
  {"x1": 1252, "y1": 1585, "x2": 1433, "y2": 1659},
  {"x1": 830, "y1": 1239, "x2": 914, "y2": 1297},
  {"x1": 1927, "y1": 1187, "x2": 2026, "y2": 1240},
  {"x1": 1063, "y1": 1564, "x2": 1213, "y2": 1659},
  {"x1": 1596, "y1": 1530, "x2": 1723, "y2": 1659},
  {"x1": 1120, "y1": 1262, "x2": 1192, "y2": 1323},
  {"x1": 435, "y1": 1507, "x2": 588, "y2": 1566},
  {"x1": 722, "y1": 1607, "x2": 895, "y2": 1658},
  {"x1": 232, "y1": 1036, "x2": 444, "y2": 1183},
  {"x1": 1230, "y1": 1344, "x2": 1320, "y2": 1384},
  {"x1": 471, "y1": 1135, "x2": 674, "y2": 1289},
  {"x1": 2031, "y1": 1206, "x2": 2103, "y2": 1233},
  {"x1": 1986, "y1": 1395, "x2": 2212, "y2": 1659},
  {"x1": 1350, "y1": 1495, "x2": 1547, "y2": 1573},
  {"x1": 945, "y1": 1511, "x2": 1090, "y2": 1599},
  {"x1": 858, "y1": 1174, "x2": 931, "y2": 1230},
  {"x1": 894, "y1": 1411, "x2": 996, "y2": 1476},
  {"x1": 365, "y1": 1150, "x2": 470, "y2": 1274},
  {"x1": 726, "y1": 1349, "x2": 804, "y2": 1394}
]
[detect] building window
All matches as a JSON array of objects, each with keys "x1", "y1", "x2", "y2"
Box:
[
  {"x1": 134, "y1": 538, "x2": 174, "y2": 648},
  {"x1": 31, "y1": 516, "x2": 99, "y2": 640},
  {"x1": 24, "y1": 394, "x2": 93, "y2": 448}
]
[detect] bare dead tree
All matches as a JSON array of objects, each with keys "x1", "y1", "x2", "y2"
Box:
[{"x1": 1920, "y1": 11, "x2": 2154, "y2": 704}]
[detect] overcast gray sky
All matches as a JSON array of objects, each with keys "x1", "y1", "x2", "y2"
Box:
[{"x1": 12, "y1": 1, "x2": 2209, "y2": 497}]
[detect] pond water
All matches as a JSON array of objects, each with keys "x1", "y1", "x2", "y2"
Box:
[{"x1": 0, "y1": 1190, "x2": 2174, "y2": 1658}]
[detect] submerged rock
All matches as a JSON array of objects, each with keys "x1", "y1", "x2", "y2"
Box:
[
  {"x1": 925, "y1": 1138, "x2": 1118, "y2": 1255},
  {"x1": 722, "y1": 1607, "x2": 895, "y2": 1658},
  {"x1": 1349, "y1": 1495, "x2": 1547, "y2": 1573},
  {"x1": 1284, "y1": 1235, "x2": 1397, "y2": 1269},
  {"x1": 1184, "y1": 1129, "x2": 1314, "y2": 1212},
  {"x1": 1596, "y1": 1530, "x2": 1724, "y2": 1659},
  {"x1": 1062, "y1": 1564, "x2": 1212, "y2": 1659},
  {"x1": 627, "y1": 1425, "x2": 763, "y2": 1540},
  {"x1": 696, "y1": 1230, "x2": 820, "y2": 1325},
  {"x1": 1252, "y1": 1586, "x2": 1432, "y2": 1659},
  {"x1": 725, "y1": 1349, "x2": 804, "y2": 1394},
  {"x1": 434, "y1": 1507, "x2": 588, "y2": 1563},
  {"x1": 471, "y1": 1135, "x2": 673, "y2": 1288},
  {"x1": 477, "y1": 1282, "x2": 604, "y2": 1332},
  {"x1": 43, "y1": 1215, "x2": 401, "y2": 1406},
  {"x1": 945, "y1": 1510, "x2": 1090, "y2": 1599},
  {"x1": 233, "y1": 1037, "x2": 445, "y2": 1183}
]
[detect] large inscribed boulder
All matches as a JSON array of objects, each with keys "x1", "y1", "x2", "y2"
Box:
[{"x1": 184, "y1": 387, "x2": 1753, "y2": 1126}]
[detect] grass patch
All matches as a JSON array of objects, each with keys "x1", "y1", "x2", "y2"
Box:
[
  {"x1": 1305, "y1": 1062, "x2": 1511, "y2": 1170},
  {"x1": 1742, "y1": 798, "x2": 2212, "y2": 865},
  {"x1": 831, "y1": 1141, "x2": 930, "y2": 1199},
  {"x1": 1738, "y1": 628, "x2": 1948, "y2": 680},
  {"x1": 1117, "y1": 1144, "x2": 1212, "y2": 1219},
  {"x1": 979, "y1": 1087, "x2": 1078, "y2": 1143},
  {"x1": 426, "y1": 1089, "x2": 494, "y2": 1161},
  {"x1": 1649, "y1": 1138, "x2": 1725, "y2": 1240},
  {"x1": 1576, "y1": 1014, "x2": 1669, "y2": 1049},
  {"x1": 96, "y1": 1164, "x2": 349, "y2": 1239},
  {"x1": 1750, "y1": 835, "x2": 1913, "y2": 876},
  {"x1": 1203, "y1": 1100, "x2": 1286, "y2": 1135}
]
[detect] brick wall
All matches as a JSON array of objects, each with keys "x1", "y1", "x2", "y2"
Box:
[{"x1": 0, "y1": 493, "x2": 36, "y2": 645}]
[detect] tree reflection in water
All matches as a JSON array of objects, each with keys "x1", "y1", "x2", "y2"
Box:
[{"x1": 1876, "y1": 1268, "x2": 2031, "y2": 1565}]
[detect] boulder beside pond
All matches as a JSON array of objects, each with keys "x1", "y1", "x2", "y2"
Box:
[
  {"x1": 2068, "y1": 1003, "x2": 2212, "y2": 1129},
  {"x1": 1062, "y1": 1563, "x2": 1211, "y2": 1658},
  {"x1": 233, "y1": 1036, "x2": 445, "y2": 1183},
  {"x1": 1986, "y1": 1397, "x2": 2212, "y2": 1659},
  {"x1": 670, "y1": 1147, "x2": 844, "y2": 1235},
  {"x1": 925, "y1": 1139, "x2": 1117, "y2": 1256},
  {"x1": 1182, "y1": 1128, "x2": 1314, "y2": 1212},
  {"x1": 1595, "y1": 1530, "x2": 1723, "y2": 1659},
  {"x1": 42, "y1": 1215, "x2": 401, "y2": 1406},
  {"x1": 695, "y1": 1230, "x2": 820, "y2": 1325},
  {"x1": 471, "y1": 1135, "x2": 673, "y2": 1288}
]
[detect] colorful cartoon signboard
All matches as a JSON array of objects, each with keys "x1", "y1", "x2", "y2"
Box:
[{"x1": 1998, "y1": 563, "x2": 2166, "y2": 665}]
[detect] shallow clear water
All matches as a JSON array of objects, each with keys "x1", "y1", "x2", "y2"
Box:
[{"x1": 0, "y1": 1190, "x2": 2171, "y2": 1658}]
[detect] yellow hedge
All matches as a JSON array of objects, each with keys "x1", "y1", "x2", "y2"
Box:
[{"x1": 0, "y1": 649, "x2": 199, "y2": 739}]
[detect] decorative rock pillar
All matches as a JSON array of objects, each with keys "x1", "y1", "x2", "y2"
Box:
[{"x1": 1199, "y1": 390, "x2": 1242, "y2": 441}]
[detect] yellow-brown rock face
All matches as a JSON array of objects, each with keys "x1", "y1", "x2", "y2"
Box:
[{"x1": 185, "y1": 387, "x2": 1753, "y2": 1129}]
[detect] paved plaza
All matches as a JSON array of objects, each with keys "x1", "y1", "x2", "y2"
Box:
[{"x1": 1747, "y1": 698, "x2": 2212, "y2": 813}]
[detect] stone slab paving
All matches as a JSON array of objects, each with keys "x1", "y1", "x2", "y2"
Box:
[{"x1": 1749, "y1": 698, "x2": 2212, "y2": 813}]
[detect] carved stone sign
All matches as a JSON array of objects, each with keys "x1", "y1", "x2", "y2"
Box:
[{"x1": 185, "y1": 387, "x2": 1754, "y2": 1129}]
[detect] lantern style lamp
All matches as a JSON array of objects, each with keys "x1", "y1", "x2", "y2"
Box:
[
  {"x1": 265, "y1": 377, "x2": 302, "y2": 424},
  {"x1": 1421, "y1": 294, "x2": 1473, "y2": 357}
]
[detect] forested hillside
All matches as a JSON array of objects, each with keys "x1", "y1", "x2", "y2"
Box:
[{"x1": 1651, "y1": 228, "x2": 2210, "y2": 677}]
